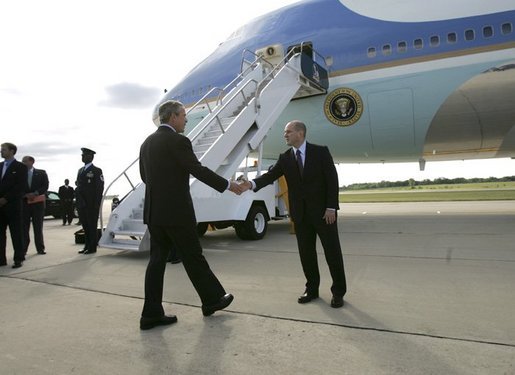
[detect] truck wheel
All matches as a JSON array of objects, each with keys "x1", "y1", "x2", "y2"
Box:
[
  {"x1": 236, "y1": 205, "x2": 268, "y2": 240},
  {"x1": 234, "y1": 222, "x2": 250, "y2": 240},
  {"x1": 197, "y1": 222, "x2": 208, "y2": 237}
]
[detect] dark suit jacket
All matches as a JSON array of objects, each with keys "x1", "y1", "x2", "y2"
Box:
[
  {"x1": 75, "y1": 165, "x2": 104, "y2": 209},
  {"x1": 27, "y1": 168, "x2": 49, "y2": 197},
  {"x1": 254, "y1": 142, "x2": 339, "y2": 223},
  {"x1": 0, "y1": 160, "x2": 28, "y2": 205},
  {"x1": 139, "y1": 126, "x2": 228, "y2": 226},
  {"x1": 58, "y1": 185, "x2": 75, "y2": 201}
]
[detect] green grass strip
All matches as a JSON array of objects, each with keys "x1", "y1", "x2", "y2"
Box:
[{"x1": 340, "y1": 189, "x2": 515, "y2": 203}]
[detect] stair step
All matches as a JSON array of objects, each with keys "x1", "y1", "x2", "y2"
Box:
[
  {"x1": 101, "y1": 241, "x2": 141, "y2": 251},
  {"x1": 205, "y1": 129, "x2": 223, "y2": 137},
  {"x1": 120, "y1": 221, "x2": 146, "y2": 232},
  {"x1": 112, "y1": 230, "x2": 146, "y2": 237},
  {"x1": 194, "y1": 144, "x2": 211, "y2": 152},
  {"x1": 197, "y1": 136, "x2": 219, "y2": 145}
]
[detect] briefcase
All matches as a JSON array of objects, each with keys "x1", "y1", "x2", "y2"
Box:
[{"x1": 74, "y1": 228, "x2": 103, "y2": 244}]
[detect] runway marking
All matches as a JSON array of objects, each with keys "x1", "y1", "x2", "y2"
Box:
[{"x1": 3, "y1": 275, "x2": 514, "y2": 349}]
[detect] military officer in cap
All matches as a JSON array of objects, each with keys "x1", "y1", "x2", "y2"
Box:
[{"x1": 76, "y1": 148, "x2": 104, "y2": 254}]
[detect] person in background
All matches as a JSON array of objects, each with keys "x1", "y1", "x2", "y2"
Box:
[
  {"x1": 0, "y1": 143, "x2": 28, "y2": 268},
  {"x1": 58, "y1": 179, "x2": 75, "y2": 225},
  {"x1": 75, "y1": 148, "x2": 104, "y2": 255},
  {"x1": 21, "y1": 156, "x2": 49, "y2": 255}
]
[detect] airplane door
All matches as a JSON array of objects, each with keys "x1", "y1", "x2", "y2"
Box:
[{"x1": 368, "y1": 88, "x2": 415, "y2": 153}]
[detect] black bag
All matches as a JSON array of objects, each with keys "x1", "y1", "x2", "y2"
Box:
[{"x1": 74, "y1": 228, "x2": 102, "y2": 244}]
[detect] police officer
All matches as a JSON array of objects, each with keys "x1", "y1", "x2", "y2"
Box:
[{"x1": 76, "y1": 148, "x2": 104, "y2": 254}]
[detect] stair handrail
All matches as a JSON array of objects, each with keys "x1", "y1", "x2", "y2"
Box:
[
  {"x1": 99, "y1": 47, "x2": 321, "y2": 230},
  {"x1": 99, "y1": 157, "x2": 140, "y2": 229},
  {"x1": 253, "y1": 44, "x2": 330, "y2": 111},
  {"x1": 187, "y1": 78, "x2": 259, "y2": 147},
  {"x1": 186, "y1": 51, "x2": 270, "y2": 120}
]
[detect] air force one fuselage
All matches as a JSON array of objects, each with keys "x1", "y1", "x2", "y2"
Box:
[{"x1": 154, "y1": 0, "x2": 515, "y2": 165}]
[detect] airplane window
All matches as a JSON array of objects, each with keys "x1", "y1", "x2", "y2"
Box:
[
  {"x1": 483, "y1": 26, "x2": 493, "y2": 38},
  {"x1": 465, "y1": 29, "x2": 475, "y2": 41},
  {"x1": 367, "y1": 47, "x2": 376, "y2": 58},
  {"x1": 413, "y1": 38, "x2": 423, "y2": 49},
  {"x1": 447, "y1": 32, "x2": 457, "y2": 43},
  {"x1": 382, "y1": 44, "x2": 392, "y2": 56},
  {"x1": 430, "y1": 35, "x2": 440, "y2": 47},
  {"x1": 397, "y1": 41, "x2": 407, "y2": 53},
  {"x1": 501, "y1": 23, "x2": 512, "y2": 35}
]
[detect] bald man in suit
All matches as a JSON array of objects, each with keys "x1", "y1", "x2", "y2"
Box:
[{"x1": 241, "y1": 121, "x2": 347, "y2": 308}]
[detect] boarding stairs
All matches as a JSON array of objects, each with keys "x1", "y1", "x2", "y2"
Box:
[{"x1": 99, "y1": 49, "x2": 328, "y2": 251}]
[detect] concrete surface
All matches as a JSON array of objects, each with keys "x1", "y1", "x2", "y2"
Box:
[{"x1": 1, "y1": 201, "x2": 514, "y2": 374}]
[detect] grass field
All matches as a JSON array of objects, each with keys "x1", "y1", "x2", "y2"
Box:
[{"x1": 340, "y1": 182, "x2": 515, "y2": 202}]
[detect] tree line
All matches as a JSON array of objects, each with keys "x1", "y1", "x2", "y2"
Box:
[{"x1": 343, "y1": 176, "x2": 515, "y2": 190}]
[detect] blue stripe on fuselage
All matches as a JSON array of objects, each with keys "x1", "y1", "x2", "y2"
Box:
[{"x1": 162, "y1": 0, "x2": 515, "y2": 106}]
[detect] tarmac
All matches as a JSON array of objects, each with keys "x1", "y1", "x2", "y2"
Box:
[{"x1": 1, "y1": 201, "x2": 514, "y2": 374}]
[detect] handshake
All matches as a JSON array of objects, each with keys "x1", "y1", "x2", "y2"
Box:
[{"x1": 228, "y1": 176, "x2": 253, "y2": 195}]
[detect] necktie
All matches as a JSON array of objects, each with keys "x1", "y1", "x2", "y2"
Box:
[
  {"x1": 296, "y1": 149, "x2": 303, "y2": 176},
  {"x1": 28, "y1": 170, "x2": 33, "y2": 188},
  {"x1": 1, "y1": 161, "x2": 9, "y2": 179}
]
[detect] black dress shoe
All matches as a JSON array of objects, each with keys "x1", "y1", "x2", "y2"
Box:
[
  {"x1": 168, "y1": 258, "x2": 182, "y2": 264},
  {"x1": 37, "y1": 251, "x2": 46, "y2": 255},
  {"x1": 78, "y1": 248, "x2": 87, "y2": 254},
  {"x1": 12, "y1": 262, "x2": 22, "y2": 269},
  {"x1": 0, "y1": 262, "x2": 7, "y2": 267},
  {"x1": 83, "y1": 250, "x2": 97, "y2": 254},
  {"x1": 140, "y1": 314, "x2": 178, "y2": 330},
  {"x1": 330, "y1": 295, "x2": 344, "y2": 308},
  {"x1": 202, "y1": 293, "x2": 234, "y2": 316},
  {"x1": 298, "y1": 292, "x2": 319, "y2": 304}
]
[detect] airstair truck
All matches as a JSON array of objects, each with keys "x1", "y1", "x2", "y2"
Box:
[{"x1": 99, "y1": 45, "x2": 328, "y2": 251}]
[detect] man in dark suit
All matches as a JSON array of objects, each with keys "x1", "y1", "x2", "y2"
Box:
[
  {"x1": 241, "y1": 120, "x2": 347, "y2": 308},
  {"x1": 0, "y1": 142, "x2": 28, "y2": 268},
  {"x1": 21, "y1": 156, "x2": 49, "y2": 255},
  {"x1": 138, "y1": 100, "x2": 241, "y2": 330},
  {"x1": 58, "y1": 179, "x2": 75, "y2": 225},
  {"x1": 75, "y1": 148, "x2": 104, "y2": 255}
]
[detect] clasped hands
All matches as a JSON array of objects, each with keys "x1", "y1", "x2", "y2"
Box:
[{"x1": 228, "y1": 177, "x2": 253, "y2": 195}]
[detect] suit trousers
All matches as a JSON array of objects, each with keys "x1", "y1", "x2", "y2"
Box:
[
  {"x1": 22, "y1": 201, "x2": 45, "y2": 253},
  {"x1": 77, "y1": 204, "x2": 100, "y2": 252},
  {"x1": 0, "y1": 201, "x2": 25, "y2": 264},
  {"x1": 142, "y1": 223, "x2": 226, "y2": 318},
  {"x1": 294, "y1": 216, "x2": 347, "y2": 297},
  {"x1": 61, "y1": 200, "x2": 74, "y2": 224}
]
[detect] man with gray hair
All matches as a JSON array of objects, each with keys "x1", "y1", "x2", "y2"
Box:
[{"x1": 139, "y1": 100, "x2": 242, "y2": 330}]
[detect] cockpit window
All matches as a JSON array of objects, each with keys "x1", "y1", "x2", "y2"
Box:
[{"x1": 225, "y1": 26, "x2": 245, "y2": 41}]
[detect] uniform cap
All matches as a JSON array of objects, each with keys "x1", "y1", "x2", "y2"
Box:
[{"x1": 81, "y1": 147, "x2": 96, "y2": 155}]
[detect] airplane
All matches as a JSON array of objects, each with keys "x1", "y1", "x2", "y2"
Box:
[
  {"x1": 100, "y1": 0, "x2": 515, "y2": 247},
  {"x1": 152, "y1": 0, "x2": 515, "y2": 170}
]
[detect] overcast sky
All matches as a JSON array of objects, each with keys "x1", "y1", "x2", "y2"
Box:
[{"x1": 1, "y1": 0, "x2": 513, "y2": 195}]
